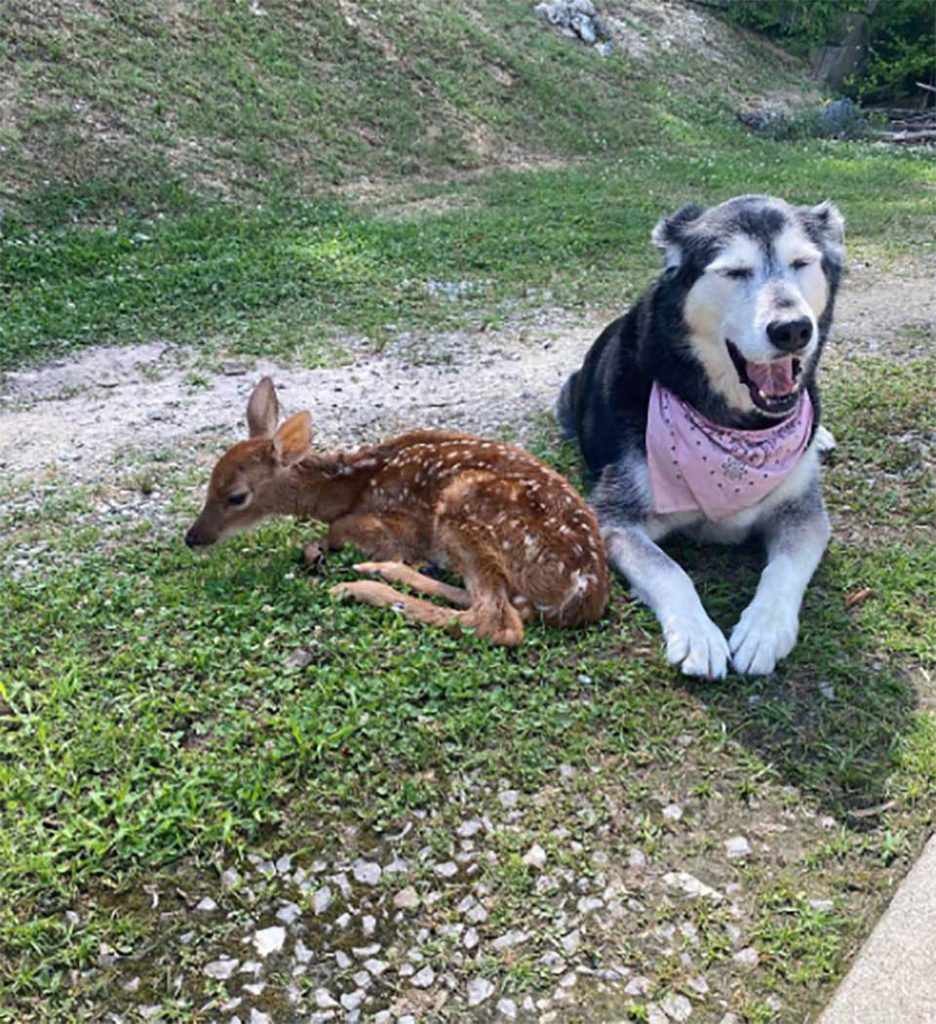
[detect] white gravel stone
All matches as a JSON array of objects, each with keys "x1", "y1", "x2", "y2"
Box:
[
  {"x1": 313, "y1": 885, "x2": 333, "y2": 915},
  {"x1": 335, "y1": 950, "x2": 352, "y2": 969},
  {"x1": 394, "y1": 886, "x2": 420, "y2": 909},
  {"x1": 560, "y1": 929, "x2": 581, "y2": 956},
  {"x1": 662, "y1": 803, "x2": 683, "y2": 822},
  {"x1": 220, "y1": 868, "x2": 240, "y2": 891},
  {"x1": 353, "y1": 970, "x2": 371, "y2": 988},
  {"x1": 464, "y1": 927, "x2": 480, "y2": 950},
  {"x1": 468, "y1": 976, "x2": 495, "y2": 1006},
  {"x1": 493, "y1": 929, "x2": 528, "y2": 951},
  {"x1": 365, "y1": 958, "x2": 388, "y2": 976},
  {"x1": 275, "y1": 901, "x2": 301, "y2": 924},
  {"x1": 243, "y1": 981, "x2": 265, "y2": 996},
  {"x1": 734, "y1": 946, "x2": 760, "y2": 968},
  {"x1": 313, "y1": 983, "x2": 339, "y2": 1007},
  {"x1": 725, "y1": 835, "x2": 752, "y2": 860},
  {"x1": 687, "y1": 974, "x2": 709, "y2": 995},
  {"x1": 411, "y1": 965, "x2": 436, "y2": 988},
  {"x1": 362, "y1": 914, "x2": 377, "y2": 936},
  {"x1": 576, "y1": 895, "x2": 604, "y2": 914},
  {"x1": 625, "y1": 975, "x2": 652, "y2": 996},
  {"x1": 195, "y1": 896, "x2": 217, "y2": 912},
  {"x1": 458, "y1": 819, "x2": 484, "y2": 838},
  {"x1": 522, "y1": 843, "x2": 548, "y2": 869},
  {"x1": 498, "y1": 997, "x2": 518, "y2": 1018},
  {"x1": 383, "y1": 855, "x2": 409, "y2": 874},
  {"x1": 331, "y1": 871, "x2": 352, "y2": 898},
  {"x1": 252, "y1": 926, "x2": 286, "y2": 958},
  {"x1": 434, "y1": 861, "x2": 458, "y2": 877},
  {"x1": 294, "y1": 938, "x2": 314, "y2": 964},
  {"x1": 539, "y1": 951, "x2": 565, "y2": 975},
  {"x1": 203, "y1": 957, "x2": 238, "y2": 980},
  {"x1": 647, "y1": 1006, "x2": 668, "y2": 1024},
  {"x1": 340, "y1": 989, "x2": 366, "y2": 1010},
  {"x1": 663, "y1": 871, "x2": 721, "y2": 901},
  {"x1": 352, "y1": 860, "x2": 382, "y2": 886},
  {"x1": 498, "y1": 789, "x2": 519, "y2": 808},
  {"x1": 466, "y1": 903, "x2": 489, "y2": 924},
  {"x1": 275, "y1": 853, "x2": 293, "y2": 875},
  {"x1": 250, "y1": 1012, "x2": 272, "y2": 1024},
  {"x1": 662, "y1": 992, "x2": 692, "y2": 1021}
]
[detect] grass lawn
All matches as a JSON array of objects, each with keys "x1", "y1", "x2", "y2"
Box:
[{"x1": 0, "y1": 2, "x2": 934, "y2": 1021}]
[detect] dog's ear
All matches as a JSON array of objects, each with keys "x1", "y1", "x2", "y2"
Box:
[
  {"x1": 651, "y1": 203, "x2": 704, "y2": 269},
  {"x1": 797, "y1": 200, "x2": 845, "y2": 259}
]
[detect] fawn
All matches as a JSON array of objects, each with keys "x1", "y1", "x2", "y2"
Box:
[{"x1": 186, "y1": 378, "x2": 609, "y2": 646}]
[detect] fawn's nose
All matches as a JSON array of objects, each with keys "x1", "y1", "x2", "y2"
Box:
[
  {"x1": 767, "y1": 317, "x2": 813, "y2": 353},
  {"x1": 185, "y1": 526, "x2": 203, "y2": 549}
]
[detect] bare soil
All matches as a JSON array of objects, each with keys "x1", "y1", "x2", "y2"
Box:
[{"x1": 1, "y1": 256, "x2": 932, "y2": 486}]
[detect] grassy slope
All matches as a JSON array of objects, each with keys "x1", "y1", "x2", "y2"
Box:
[
  {"x1": 0, "y1": 2, "x2": 934, "y2": 1021},
  {"x1": 3, "y1": 1, "x2": 931, "y2": 371}
]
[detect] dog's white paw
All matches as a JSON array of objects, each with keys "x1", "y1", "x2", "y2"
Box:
[
  {"x1": 663, "y1": 610, "x2": 730, "y2": 680},
  {"x1": 729, "y1": 603, "x2": 798, "y2": 676}
]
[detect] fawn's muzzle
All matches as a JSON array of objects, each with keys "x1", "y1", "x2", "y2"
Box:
[{"x1": 185, "y1": 525, "x2": 210, "y2": 549}]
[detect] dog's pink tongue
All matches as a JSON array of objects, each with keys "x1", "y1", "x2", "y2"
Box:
[{"x1": 747, "y1": 357, "x2": 794, "y2": 396}]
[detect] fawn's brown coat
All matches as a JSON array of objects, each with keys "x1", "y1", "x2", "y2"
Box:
[{"x1": 186, "y1": 378, "x2": 608, "y2": 645}]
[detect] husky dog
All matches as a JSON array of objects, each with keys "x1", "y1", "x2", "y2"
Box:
[{"x1": 557, "y1": 195, "x2": 844, "y2": 679}]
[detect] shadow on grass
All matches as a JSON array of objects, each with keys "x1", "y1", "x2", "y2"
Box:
[{"x1": 666, "y1": 535, "x2": 922, "y2": 825}]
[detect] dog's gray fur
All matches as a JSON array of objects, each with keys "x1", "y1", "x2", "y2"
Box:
[{"x1": 558, "y1": 195, "x2": 845, "y2": 678}]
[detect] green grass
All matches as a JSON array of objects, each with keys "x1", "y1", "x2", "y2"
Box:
[
  {"x1": 2, "y1": 140, "x2": 934, "y2": 370},
  {"x1": 1, "y1": 356, "x2": 933, "y2": 1017},
  {"x1": 3, "y1": 0, "x2": 932, "y2": 371},
  {"x1": 0, "y1": 0, "x2": 805, "y2": 213},
  {"x1": 1, "y1": 1, "x2": 935, "y2": 1019}
]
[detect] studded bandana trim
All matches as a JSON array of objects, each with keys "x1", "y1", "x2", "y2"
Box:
[{"x1": 646, "y1": 381, "x2": 814, "y2": 521}]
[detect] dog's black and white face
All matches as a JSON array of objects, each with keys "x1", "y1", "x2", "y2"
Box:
[{"x1": 653, "y1": 195, "x2": 844, "y2": 418}]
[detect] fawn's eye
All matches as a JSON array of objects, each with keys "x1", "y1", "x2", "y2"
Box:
[{"x1": 227, "y1": 492, "x2": 248, "y2": 507}]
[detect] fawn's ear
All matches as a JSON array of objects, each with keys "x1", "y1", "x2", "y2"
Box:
[
  {"x1": 273, "y1": 411, "x2": 312, "y2": 466},
  {"x1": 247, "y1": 377, "x2": 280, "y2": 438}
]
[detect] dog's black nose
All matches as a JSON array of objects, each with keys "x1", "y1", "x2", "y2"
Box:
[{"x1": 767, "y1": 317, "x2": 813, "y2": 352}]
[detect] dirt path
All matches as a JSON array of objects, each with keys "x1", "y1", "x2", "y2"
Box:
[{"x1": 0, "y1": 259, "x2": 932, "y2": 484}]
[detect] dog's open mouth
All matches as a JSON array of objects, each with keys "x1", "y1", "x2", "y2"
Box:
[{"x1": 726, "y1": 341, "x2": 802, "y2": 415}]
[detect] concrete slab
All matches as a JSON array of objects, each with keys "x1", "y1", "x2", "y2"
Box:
[{"x1": 817, "y1": 832, "x2": 936, "y2": 1024}]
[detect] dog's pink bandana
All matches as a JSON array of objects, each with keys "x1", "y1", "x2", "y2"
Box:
[{"x1": 646, "y1": 382, "x2": 814, "y2": 520}]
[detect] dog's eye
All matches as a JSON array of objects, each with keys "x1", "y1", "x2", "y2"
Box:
[
  {"x1": 790, "y1": 258, "x2": 813, "y2": 271},
  {"x1": 227, "y1": 492, "x2": 248, "y2": 507},
  {"x1": 723, "y1": 267, "x2": 753, "y2": 280}
]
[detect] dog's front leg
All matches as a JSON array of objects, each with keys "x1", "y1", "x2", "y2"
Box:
[
  {"x1": 604, "y1": 523, "x2": 729, "y2": 680},
  {"x1": 729, "y1": 493, "x2": 830, "y2": 676}
]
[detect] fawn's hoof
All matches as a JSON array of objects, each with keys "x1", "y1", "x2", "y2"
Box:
[{"x1": 303, "y1": 542, "x2": 325, "y2": 570}]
